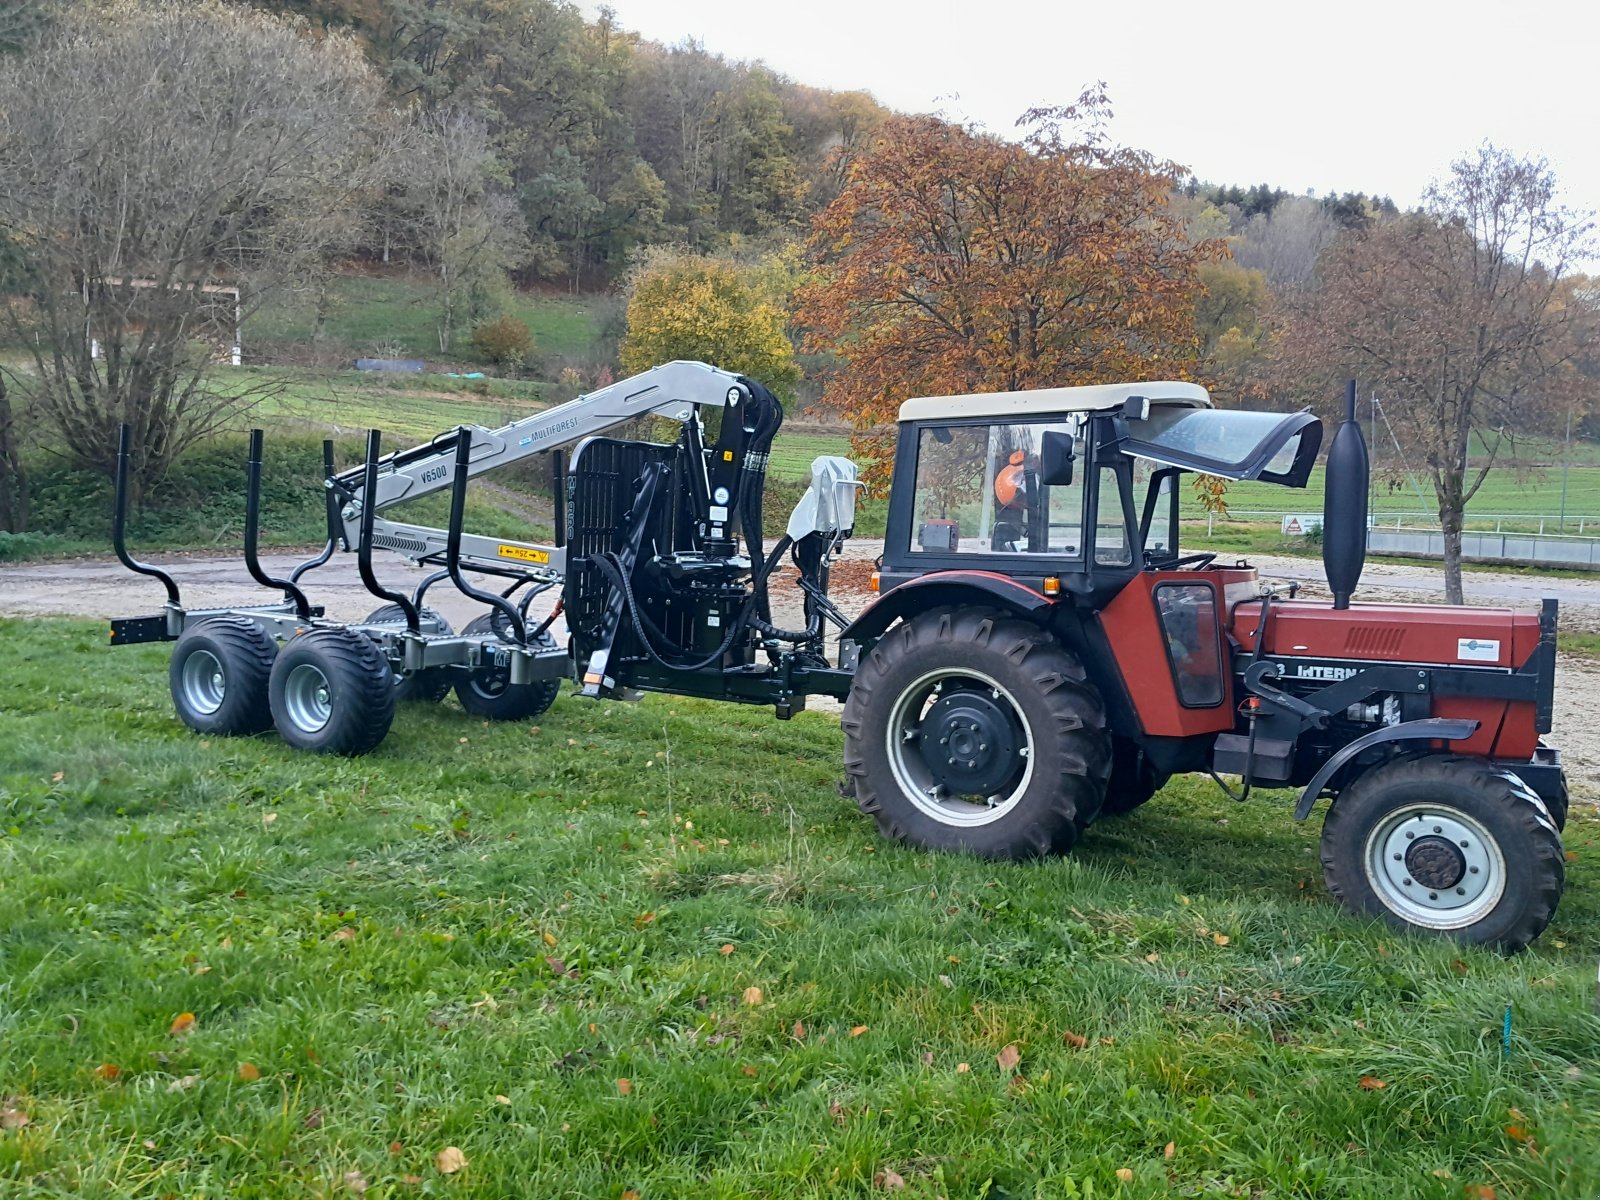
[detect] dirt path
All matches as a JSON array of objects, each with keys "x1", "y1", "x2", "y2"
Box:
[{"x1": 1, "y1": 544, "x2": 1593, "y2": 800}]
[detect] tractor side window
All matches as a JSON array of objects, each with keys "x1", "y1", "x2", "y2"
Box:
[
  {"x1": 910, "y1": 421, "x2": 1084, "y2": 557},
  {"x1": 1093, "y1": 464, "x2": 1133, "y2": 566},
  {"x1": 1154, "y1": 583, "x2": 1224, "y2": 707}
]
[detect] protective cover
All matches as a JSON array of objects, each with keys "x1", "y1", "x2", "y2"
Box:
[{"x1": 786, "y1": 455, "x2": 859, "y2": 540}]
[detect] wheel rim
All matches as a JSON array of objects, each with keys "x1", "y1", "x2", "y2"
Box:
[
  {"x1": 1363, "y1": 803, "x2": 1506, "y2": 929},
  {"x1": 282, "y1": 663, "x2": 334, "y2": 734},
  {"x1": 180, "y1": 649, "x2": 227, "y2": 716},
  {"x1": 886, "y1": 667, "x2": 1034, "y2": 827},
  {"x1": 469, "y1": 670, "x2": 509, "y2": 700}
]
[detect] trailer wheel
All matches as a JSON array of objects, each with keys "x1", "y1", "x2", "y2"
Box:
[
  {"x1": 268, "y1": 627, "x2": 395, "y2": 755},
  {"x1": 842, "y1": 609, "x2": 1110, "y2": 859},
  {"x1": 1320, "y1": 755, "x2": 1564, "y2": 952},
  {"x1": 454, "y1": 614, "x2": 561, "y2": 721},
  {"x1": 362, "y1": 604, "x2": 455, "y2": 703},
  {"x1": 169, "y1": 618, "x2": 277, "y2": 736},
  {"x1": 1098, "y1": 739, "x2": 1170, "y2": 818}
]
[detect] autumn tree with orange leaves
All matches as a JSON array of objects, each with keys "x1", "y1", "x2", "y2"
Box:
[{"x1": 797, "y1": 88, "x2": 1224, "y2": 490}]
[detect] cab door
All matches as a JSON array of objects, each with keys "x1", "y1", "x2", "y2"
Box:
[{"x1": 1098, "y1": 572, "x2": 1234, "y2": 737}]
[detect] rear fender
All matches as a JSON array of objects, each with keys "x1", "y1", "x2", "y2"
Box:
[
  {"x1": 1294, "y1": 717, "x2": 1479, "y2": 820},
  {"x1": 840, "y1": 571, "x2": 1053, "y2": 643}
]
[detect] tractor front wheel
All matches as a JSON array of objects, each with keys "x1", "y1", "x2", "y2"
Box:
[
  {"x1": 1320, "y1": 755, "x2": 1564, "y2": 952},
  {"x1": 842, "y1": 609, "x2": 1110, "y2": 859},
  {"x1": 1098, "y1": 738, "x2": 1170, "y2": 818}
]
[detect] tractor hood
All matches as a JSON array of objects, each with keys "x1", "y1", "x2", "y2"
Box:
[{"x1": 1122, "y1": 406, "x2": 1321, "y2": 486}]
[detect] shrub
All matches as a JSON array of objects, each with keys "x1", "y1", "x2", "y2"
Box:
[{"x1": 470, "y1": 316, "x2": 534, "y2": 367}]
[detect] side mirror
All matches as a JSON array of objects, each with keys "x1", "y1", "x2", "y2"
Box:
[{"x1": 1040, "y1": 430, "x2": 1075, "y2": 487}]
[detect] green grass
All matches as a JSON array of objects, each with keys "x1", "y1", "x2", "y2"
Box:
[
  {"x1": 247, "y1": 275, "x2": 609, "y2": 365},
  {"x1": 1, "y1": 620, "x2": 1597, "y2": 1197}
]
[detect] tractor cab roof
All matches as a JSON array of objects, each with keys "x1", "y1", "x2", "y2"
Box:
[{"x1": 896, "y1": 380, "x2": 1208, "y2": 423}]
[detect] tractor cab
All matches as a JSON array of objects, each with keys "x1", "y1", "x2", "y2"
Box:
[{"x1": 876, "y1": 381, "x2": 1321, "y2": 609}]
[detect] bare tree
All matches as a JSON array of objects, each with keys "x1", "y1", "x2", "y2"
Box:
[
  {"x1": 1285, "y1": 147, "x2": 1599, "y2": 602},
  {"x1": 1232, "y1": 195, "x2": 1339, "y2": 293},
  {"x1": 403, "y1": 106, "x2": 529, "y2": 354},
  {"x1": 0, "y1": 1, "x2": 392, "y2": 502},
  {"x1": 0, "y1": 0, "x2": 54, "y2": 55}
]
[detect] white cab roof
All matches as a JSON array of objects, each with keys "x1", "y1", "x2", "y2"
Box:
[{"x1": 897, "y1": 380, "x2": 1210, "y2": 423}]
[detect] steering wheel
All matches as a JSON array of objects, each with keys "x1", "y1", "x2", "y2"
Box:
[{"x1": 1169, "y1": 552, "x2": 1218, "y2": 570}]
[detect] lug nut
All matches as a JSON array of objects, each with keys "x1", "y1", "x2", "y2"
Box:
[
  {"x1": 1403, "y1": 878, "x2": 1413, "y2": 886},
  {"x1": 1469, "y1": 866, "x2": 1479, "y2": 874},
  {"x1": 1428, "y1": 892, "x2": 1438, "y2": 900}
]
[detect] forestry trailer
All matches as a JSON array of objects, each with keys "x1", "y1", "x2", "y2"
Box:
[{"x1": 108, "y1": 363, "x2": 1568, "y2": 950}]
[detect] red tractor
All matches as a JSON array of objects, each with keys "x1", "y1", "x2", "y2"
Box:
[
  {"x1": 109, "y1": 365, "x2": 1567, "y2": 950},
  {"x1": 835, "y1": 380, "x2": 1564, "y2": 951}
]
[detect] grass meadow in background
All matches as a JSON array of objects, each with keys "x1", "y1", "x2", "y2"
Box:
[{"x1": 1, "y1": 619, "x2": 1597, "y2": 1197}]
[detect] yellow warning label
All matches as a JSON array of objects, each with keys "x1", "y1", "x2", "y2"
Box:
[
  {"x1": 723, "y1": 450, "x2": 734, "y2": 461},
  {"x1": 497, "y1": 544, "x2": 550, "y2": 564}
]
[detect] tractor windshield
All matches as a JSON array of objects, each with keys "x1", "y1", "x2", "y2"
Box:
[{"x1": 1122, "y1": 406, "x2": 1320, "y2": 486}]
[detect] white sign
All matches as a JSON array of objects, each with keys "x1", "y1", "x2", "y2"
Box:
[
  {"x1": 1281, "y1": 514, "x2": 1324, "y2": 536},
  {"x1": 1457, "y1": 637, "x2": 1501, "y2": 663}
]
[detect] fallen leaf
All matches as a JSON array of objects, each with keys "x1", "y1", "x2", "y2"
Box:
[
  {"x1": 167, "y1": 1074, "x2": 199, "y2": 1093},
  {"x1": 343, "y1": 1170, "x2": 368, "y2": 1194},
  {"x1": 920, "y1": 1052, "x2": 934, "y2": 1066},
  {"x1": 262, "y1": 812, "x2": 278, "y2": 825},
  {"x1": 169, "y1": 1012, "x2": 197, "y2": 1038},
  {"x1": 947, "y1": 955, "x2": 961, "y2": 963},
  {"x1": 741, "y1": 1066, "x2": 758, "y2": 1077},
  {"x1": 389, "y1": 1142, "x2": 404, "y2": 1155},
  {"x1": 792, "y1": 1021, "x2": 806, "y2": 1040},
  {"x1": 542, "y1": 931, "x2": 558, "y2": 948},
  {"x1": 621, "y1": 1192, "x2": 641, "y2": 1200},
  {"x1": 94, "y1": 1063, "x2": 121, "y2": 1081},
  {"x1": 1144, "y1": 952, "x2": 1160, "y2": 964},
  {"x1": 1504, "y1": 1123, "x2": 1532, "y2": 1144},
  {"x1": 1463, "y1": 1187, "x2": 1497, "y2": 1200},
  {"x1": 875, "y1": 1168, "x2": 906, "y2": 1190},
  {"x1": 331, "y1": 927, "x2": 356, "y2": 943},
  {"x1": 143, "y1": 1139, "x2": 156, "y2": 1150},
  {"x1": 719, "y1": 943, "x2": 735, "y2": 955},
  {"x1": 1358, "y1": 1076, "x2": 1387, "y2": 1090},
  {"x1": 742, "y1": 986, "x2": 764, "y2": 1007},
  {"x1": 1565, "y1": 851, "x2": 1578, "y2": 863},
  {"x1": 1116, "y1": 1167, "x2": 1134, "y2": 1182},
  {"x1": 1430, "y1": 1167, "x2": 1453, "y2": 1179},
  {"x1": 634, "y1": 911, "x2": 655, "y2": 928},
  {"x1": 850, "y1": 1025, "x2": 869, "y2": 1038},
  {"x1": 545, "y1": 956, "x2": 569, "y2": 976},
  {"x1": 616, "y1": 1077, "x2": 632, "y2": 1096},
  {"x1": 1164, "y1": 1141, "x2": 1176, "y2": 1160},
  {"x1": 938, "y1": 974, "x2": 954, "y2": 989},
  {"x1": 996, "y1": 1044, "x2": 1020, "y2": 1071},
  {"x1": 303, "y1": 1107, "x2": 323, "y2": 1130},
  {"x1": 401, "y1": 1175, "x2": 423, "y2": 1186},
  {"x1": 494, "y1": 1094, "x2": 511, "y2": 1105},
  {"x1": 192, "y1": 963, "x2": 211, "y2": 976},
  {"x1": 51, "y1": 771, "x2": 63, "y2": 783},
  {"x1": 1212, "y1": 932, "x2": 1230, "y2": 946},
  {"x1": 956, "y1": 1062, "x2": 970, "y2": 1073},
  {"x1": 237, "y1": 1062, "x2": 261, "y2": 1082},
  {"x1": 1552, "y1": 940, "x2": 1567, "y2": 949},
  {"x1": 434, "y1": 1147, "x2": 467, "y2": 1174},
  {"x1": 1451, "y1": 959, "x2": 1470, "y2": 976},
  {"x1": 0, "y1": 1108, "x2": 30, "y2": 1129}
]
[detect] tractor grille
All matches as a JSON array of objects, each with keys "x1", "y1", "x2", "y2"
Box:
[{"x1": 1345, "y1": 624, "x2": 1406, "y2": 657}]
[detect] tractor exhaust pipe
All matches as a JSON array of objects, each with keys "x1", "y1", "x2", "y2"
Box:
[{"x1": 1322, "y1": 380, "x2": 1369, "y2": 610}]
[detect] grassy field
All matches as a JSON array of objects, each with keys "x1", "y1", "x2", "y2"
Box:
[
  {"x1": 1, "y1": 619, "x2": 1597, "y2": 1197},
  {"x1": 247, "y1": 275, "x2": 611, "y2": 366}
]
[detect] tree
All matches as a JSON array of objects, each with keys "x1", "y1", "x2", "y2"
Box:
[
  {"x1": 403, "y1": 105, "x2": 530, "y2": 353},
  {"x1": 619, "y1": 249, "x2": 801, "y2": 399},
  {"x1": 796, "y1": 89, "x2": 1224, "y2": 488},
  {"x1": 1284, "y1": 146, "x2": 1600, "y2": 602},
  {"x1": 0, "y1": 1, "x2": 391, "y2": 502}
]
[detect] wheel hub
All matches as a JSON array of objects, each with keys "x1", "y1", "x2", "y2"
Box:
[
  {"x1": 1404, "y1": 835, "x2": 1466, "y2": 890},
  {"x1": 917, "y1": 690, "x2": 1021, "y2": 796}
]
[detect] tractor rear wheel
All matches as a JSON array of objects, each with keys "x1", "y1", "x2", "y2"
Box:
[
  {"x1": 268, "y1": 628, "x2": 396, "y2": 755},
  {"x1": 1320, "y1": 754, "x2": 1564, "y2": 952},
  {"x1": 842, "y1": 609, "x2": 1110, "y2": 859},
  {"x1": 454, "y1": 614, "x2": 561, "y2": 721},
  {"x1": 362, "y1": 604, "x2": 455, "y2": 703},
  {"x1": 169, "y1": 618, "x2": 277, "y2": 736},
  {"x1": 1098, "y1": 738, "x2": 1170, "y2": 818}
]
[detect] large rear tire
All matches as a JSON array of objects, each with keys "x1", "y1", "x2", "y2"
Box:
[
  {"x1": 169, "y1": 618, "x2": 277, "y2": 736},
  {"x1": 454, "y1": 614, "x2": 560, "y2": 721},
  {"x1": 268, "y1": 628, "x2": 395, "y2": 756},
  {"x1": 1098, "y1": 738, "x2": 1170, "y2": 818},
  {"x1": 1320, "y1": 754, "x2": 1564, "y2": 952},
  {"x1": 362, "y1": 604, "x2": 454, "y2": 703},
  {"x1": 842, "y1": 609, "x2": 1110, "y2": 859}
]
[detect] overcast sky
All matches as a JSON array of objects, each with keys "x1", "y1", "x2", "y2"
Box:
[{"x1": 583, "y1": 0, "x2": 1599, "y2": 220}]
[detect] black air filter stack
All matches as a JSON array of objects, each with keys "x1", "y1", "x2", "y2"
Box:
[{"x1": 1322, "y1": 379, "x2": 1369, "y2": 610}]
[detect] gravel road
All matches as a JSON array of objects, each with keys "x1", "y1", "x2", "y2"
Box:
[{"x1": 2, "y1": 544, "x2": 1594, "y2": 801}]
